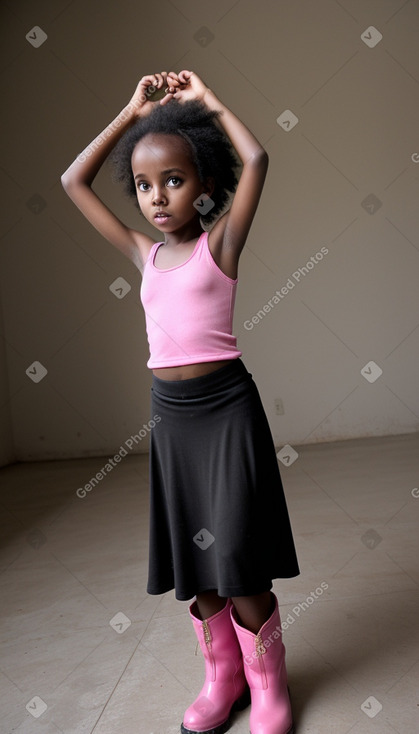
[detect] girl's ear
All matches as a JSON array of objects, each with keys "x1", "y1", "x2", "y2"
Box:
[{"x1": 204, "y1": 176, "x2": 215, "y2": 198}]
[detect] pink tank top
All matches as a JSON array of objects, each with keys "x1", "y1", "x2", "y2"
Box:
[{"x1": 140, "y1": 231, "x2": 242, "y2": 368}]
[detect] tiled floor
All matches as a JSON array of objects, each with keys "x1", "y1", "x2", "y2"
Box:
[{"x1": 1, "y1": 432, "x2": 418, "y2": 733}]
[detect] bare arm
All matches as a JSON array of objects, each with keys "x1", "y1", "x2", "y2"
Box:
[
  {"x1": 167, "y1": 70, "x2": 269, "y2": 277},
  {"x1": 61, "y1": 73, "x2": 172, "y2": 271}
]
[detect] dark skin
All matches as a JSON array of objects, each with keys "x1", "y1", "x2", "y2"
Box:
[
  {"x1": 61, "y1": 70, "x2": 272, "y2": 631},
  {"x1": 197, "y1": 590, "x2": 274, "y2": 633}
]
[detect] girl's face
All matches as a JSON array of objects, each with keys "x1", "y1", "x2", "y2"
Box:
[{"x1": 131, "y1": 133, "x2": 211, "y2": 235}]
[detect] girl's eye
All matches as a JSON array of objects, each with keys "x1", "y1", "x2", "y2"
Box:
[
  {"x1": 167, "y1": 176, "x2": 182, "y2": 187},
  {"x1": 137, "y1": 182, "x2": 150, "y2": 192}
]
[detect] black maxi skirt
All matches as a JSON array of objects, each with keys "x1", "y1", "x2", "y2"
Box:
[{"x1": 147, "y1": 358, "x2": 300, "y2": 601}]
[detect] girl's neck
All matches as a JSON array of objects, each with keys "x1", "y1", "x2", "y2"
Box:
[
  {"x1": 163, "y1": 229, "x2": 204, "y2": 247},
  {"x1": 162, "y1": 223, "x2": 204, "y2": 248}
]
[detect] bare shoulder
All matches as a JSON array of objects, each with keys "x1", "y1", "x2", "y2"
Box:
[{"x1": 128, "y1": 229, "x2": 156, "y2": 273}]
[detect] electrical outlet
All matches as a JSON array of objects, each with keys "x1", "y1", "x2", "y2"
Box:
[{"x1": 275, "y1": 398, "x2": 284, "y2": 415}]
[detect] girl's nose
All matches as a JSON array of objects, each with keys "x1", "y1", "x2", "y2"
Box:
[{"x1": 152, "y1": 188, "x2": 166, "y2": 205}]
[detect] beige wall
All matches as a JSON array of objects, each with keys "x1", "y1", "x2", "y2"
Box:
[{"x1": 1, "y1": 0, "x2": 418, "y2": 467}]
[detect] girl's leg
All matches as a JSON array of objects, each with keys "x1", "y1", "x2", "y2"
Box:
[
  {"x1": 231, "y1": 591, "x2": 273, "y2": 633},
  {"x1": 195, "y1": 589, "x2": 227, "y2": 619},
  {"x1": 195, "y1": 591, "x2": 273, "y2": 629}
]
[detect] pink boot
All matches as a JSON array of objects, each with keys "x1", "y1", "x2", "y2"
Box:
[
  {"x1": 230, "y1": 594, "x2": 294, "y2": 734},
  {"x1": 181, "y1": 599, "x2": 250, "y2": 734}
]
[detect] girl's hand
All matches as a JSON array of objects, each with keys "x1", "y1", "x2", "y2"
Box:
[
  {"x1": 164, "y1": 70, "x2": 210, "y2": 105},
  {"x1": 128, "y1": 72, "x2": 173, "y2": 116}
]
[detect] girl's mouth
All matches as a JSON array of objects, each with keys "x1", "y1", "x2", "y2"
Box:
[{"x1": 154, "y1": 212, "x2": 171, "y2": 224}]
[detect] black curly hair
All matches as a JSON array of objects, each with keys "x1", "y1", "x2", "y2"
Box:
[{"x1": 109, "y1": 99, "x2": 240, "y2": 224}]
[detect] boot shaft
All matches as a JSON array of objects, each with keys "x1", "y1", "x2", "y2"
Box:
[
  {"x1": 182, "y1": 599, "x2": 249, "y2": 733},
  {"x1": 230, "y1": 593, "x2": 294, "y2": 734}
]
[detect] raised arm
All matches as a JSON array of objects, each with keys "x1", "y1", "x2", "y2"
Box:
[
  {"x1": 167, "y1": 70, "x2": 269, "y2": 275},
  {"x1": 61, "y1": 73, "x2": 172, "y2": 271}
]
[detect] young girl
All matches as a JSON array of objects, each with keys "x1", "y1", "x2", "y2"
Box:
[{"x1": 62, "y1": 70, "x2": 299, "y2": 734}]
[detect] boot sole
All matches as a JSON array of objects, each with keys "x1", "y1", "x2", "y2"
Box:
[
  {"x1": 180, "y1": 686, "x2": 251, "y2": 734},
  {"x1": 249, "y1": 722, "x2": 294, "y2": 734},
  {"x1": 249, "y1": 727, "x2": 294, "y2": 734}
]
